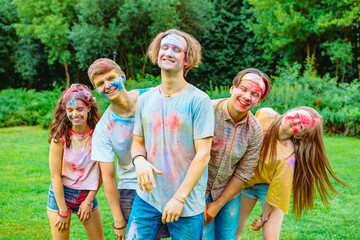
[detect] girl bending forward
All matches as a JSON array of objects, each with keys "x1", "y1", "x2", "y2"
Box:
[
  {"x1": 47, "y1": 84, "x2": 104, "y2": 240},
  {"x1": 236, "y1": 107, "x2": 348, "y2": 240}
]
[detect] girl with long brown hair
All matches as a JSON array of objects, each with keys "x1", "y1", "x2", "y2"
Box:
[
  {"x1": 46, "y1": 84, "x2": 104, "y2": 240},
  {"x1": 235, "y1": 107, "x2": 348, "y2": 240}
]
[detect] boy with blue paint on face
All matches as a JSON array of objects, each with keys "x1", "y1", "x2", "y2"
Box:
[
  {"x1": 88, "y1": 58, "x2": 169, "y2": 240},
  {"x1": 128, "y1": 29, "x2": 214, "y2": 240}
]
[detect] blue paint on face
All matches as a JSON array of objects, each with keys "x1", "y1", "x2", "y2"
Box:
[{"x1": 110, "y1": 76, "x2": 124, "y2": 92}]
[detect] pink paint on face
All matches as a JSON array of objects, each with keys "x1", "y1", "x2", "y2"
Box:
[
  {"x1": 229, "y1": 77, "x2": 262, "y2": 114},
  {"x1": 157, "y1": 34, "x2": 188, "y2": 72},
  {"x1": 66, "y1": 98, "x2": 90, "y2": 126},
  {"x1": 281, "y1": 109, "x2": 314, "y2": 136}
]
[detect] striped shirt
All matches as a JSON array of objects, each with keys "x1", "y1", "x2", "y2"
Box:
[{"x1": 206, "y1": 98, "x2": 263, "y2": 201}]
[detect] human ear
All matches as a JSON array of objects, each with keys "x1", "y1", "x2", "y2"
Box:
[{"x1": 230, "y1": 86, "x2": 234, "y2": 95}]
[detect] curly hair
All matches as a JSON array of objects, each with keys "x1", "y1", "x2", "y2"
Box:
[
  {"x1": 259, "y1": 107, "x2": 348, "y2": 219},
  {"x1": 48, "y1": 84, "x2": 100, "y2": 148}
]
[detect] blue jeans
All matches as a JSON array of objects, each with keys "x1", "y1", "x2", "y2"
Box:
[
  {"x1": 241, "y1": 183, "x2": 269, "y2": 205},
  {"x1": 126, "y1": 193, "x2": 204, "y2": 240},
  {"x1": 203, "y1": 194, "x2": 241, "y2": 240},
  {"x1": 119, "y1": 189, "x2": 169, "y2": 238}
]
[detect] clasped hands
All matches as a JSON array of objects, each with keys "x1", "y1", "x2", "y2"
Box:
[{"x1": 134, "y1": 156, "x2": 185, "y2": 224}]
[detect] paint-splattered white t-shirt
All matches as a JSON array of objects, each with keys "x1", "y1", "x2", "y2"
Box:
[
  {"x1": 92, "y1": 89, "x2": 149, "y2": 190},
  {"x1": 133, "y1": 85, "x2": 214, "y2": 217},
  {"x1": 62, "y1": 129, "x2": 100, "y2": 190}
]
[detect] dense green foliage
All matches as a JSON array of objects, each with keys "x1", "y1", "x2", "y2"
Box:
[
  {"x1": 1, "y1": 69, "x2": 359, "y2": 136},
  {"x1": 0, "y1": 0, "x2": 359, "y2": 90},
  {"x1": 1, "y1": 126, "x2": 359, "y2": 239}
]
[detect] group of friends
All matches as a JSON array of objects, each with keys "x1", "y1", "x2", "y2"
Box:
[{"x1": 46, "y1": 29, "x2": 347, "y2": 240}]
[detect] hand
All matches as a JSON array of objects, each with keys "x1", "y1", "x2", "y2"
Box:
[
  {"x1": 204, "y1": 201, "x2": 221, "y2": 226},
  {"x1": 55, "y1": 210, "x2": 71, "y2": 232},
  {"x1": 162, "y1": 197, "x2": 185, "y2": 224},
  {"x1": 114, "y1": 222, "x2": 127, "y2": 240},
  {"x1": 77, "y1": 200, "x2": 92, "y2": 223},
  {"x1": 250, "y1": 218, "x2": 265, "y2": 231},
  {"x1": 134, "y1": 157, "x2": 163, "y2": 193}
]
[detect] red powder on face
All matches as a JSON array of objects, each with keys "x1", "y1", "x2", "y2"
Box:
[
  {"x1": 298, "y1": 114, "x2": 314, "y2": 127},
  {"x1": 291, "y1": 127, "x2": 299, "y2": 133}
]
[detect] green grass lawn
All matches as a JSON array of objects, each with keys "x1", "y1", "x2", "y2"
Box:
[{"x1": 0, "y1": 126, "x2": 359, "y2": 239}]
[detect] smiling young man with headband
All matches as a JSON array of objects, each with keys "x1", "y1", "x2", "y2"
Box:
[
  {"x1": 127, "y1": 29, "x2": 214, "y2": 240},
  {"x1": 203, "y1": 68, "x2": 271, "y2": 240}
]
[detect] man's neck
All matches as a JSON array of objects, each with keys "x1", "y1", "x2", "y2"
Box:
[
  {"x1": 110, "y1": 90, "x2": 138, "y2": 116},
  {"x1": 227, "y1": 101, "x2": 248, "y2": 124},
  {"x1": 161, "y1": 70, "x2": 187, "y2": 91}
]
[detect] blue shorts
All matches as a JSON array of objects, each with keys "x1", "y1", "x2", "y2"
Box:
[
  {"x1": 126, "y1": 193, "x2": 204, "y2": 240},
  {"x1": 119, "y1": 189, "x2": 169, "y2": 238},
  {"x1": 47, "y1": 184, "x2": 99, "y2": 213},
  {"x1": 241, "y1": 183, "x2": 269, "y2": 205}
]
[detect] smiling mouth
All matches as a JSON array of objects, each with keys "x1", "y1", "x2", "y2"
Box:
[
  {"x1": 105, "y1": 87, "x2": 118, "y2": 95},
  {"x1": 238, "y1": 99, "x2": 249, "y2": 106},
  {"x1": 162, "y1": 58, "x2": 175, "y2": 63}
]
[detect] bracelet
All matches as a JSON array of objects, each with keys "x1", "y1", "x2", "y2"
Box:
[
  {"x1": 58, "y1": 209, "x2": 71, "y2": 218},
  {"x1": 113, "y1": 223, "x2": 127, "y2": 230},
  {"x1": 173, "y1": 195, "x2": 185, "y2": 204},
  {"x1": 132, "y1": 154, "x2": 146, "y2": 166},
  {"x1": 85, "y1": 200, "x2": 93, "y2": 207},
  {"x1": 260, "y1": 213, "x2": 268, "y2": 222}
]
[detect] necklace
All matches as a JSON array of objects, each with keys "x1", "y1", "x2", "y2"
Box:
[{"x1": 160, "y1": 82, "x2": 188, "y2": 97}]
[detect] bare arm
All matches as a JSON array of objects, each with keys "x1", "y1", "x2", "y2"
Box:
[
  {"x1": 162, "y1": 137, "x2": 212, "y2": 223},
  {"x1": 204, "y1": 176, "x2": 245, "y2": 224},
  {"x1": 99, "y1": 162, "x2": 127, "y2": 238},
  {"x1": 131, "y1": 135, "x2": 163, "y2": 193},
  {"x1": 49, "y1": 139, "x2": 70, "y2": 231}
]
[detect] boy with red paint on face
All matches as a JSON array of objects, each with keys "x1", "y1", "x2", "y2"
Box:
[
  {"x1": 203, "y1": 68, "x2": 271, "y2": 240},
  {"x1": 88, "y1": 58, "x2": 169, "y2": 240},
  {"x1": 128, "y1": 29, "x2": 214, "y2": 240}
]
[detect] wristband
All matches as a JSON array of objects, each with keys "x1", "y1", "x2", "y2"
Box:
[
  {"x1": 132, "y1": 154, "x2": 146, "y2": 166},
  {"x1": 260, "y1": 213, "x2": 268, "y2": 222},
  {"x1": 85, "y1": 200, "x2": 93, "y2": 207},
  {"x1": 113, "y1": 223, "x2": 127, "y2": 230},
  {"x1": 58, "y1": 209, "x2": 71, "y2": 218},
  {"x1": 173, "y1": 195, "x2": 185, "y2": 204}
]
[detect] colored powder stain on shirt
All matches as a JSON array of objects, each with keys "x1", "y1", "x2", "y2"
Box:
[
  {"x1": 167, "y1": 111, "x2": 181, "y2": 134},
  {"x1": 107, "y1": 121, "x2": 116, "y2": 132},
  {"x1": 151, "y1": 113, "x2": 164, "y2": 136},
  {"x1": 288, "y1": 156, "x2": 295, "y2": 168}
]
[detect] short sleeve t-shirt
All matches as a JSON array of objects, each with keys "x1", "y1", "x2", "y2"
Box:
[
  {"x1": 62, "y1": 129, "x2": 100, "y2": 190},
  {"x1": 92, "y1": 89, "x2": 149, "y2": 190},
  {"x1": 133, "y1": 85, "x2": 214, "y2": 217}
]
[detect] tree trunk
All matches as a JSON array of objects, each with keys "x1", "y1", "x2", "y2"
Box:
[
  {"x1": 335, "y1": 59, "x2": 339, "y2": 78},
  {"x1": 64, "y1": 61, "x2": 70, "y2": 88},
  {"x1": 306, "y1": 38, "x2": 310, "y2": 59},
  {"x1": 341, "y1": 62, "x2": 346, "y2": 83}
]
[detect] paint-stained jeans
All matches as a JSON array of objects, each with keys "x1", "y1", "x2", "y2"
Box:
[
  {"x1": 126, "y1": 193, "x2": 204, "y2": 240},
  {"x1": 203, "y1": 194, "x2": 241, "y2": 240},
  {"x1": 119, "y1": 189, "x2": 169, "y2": 238}
]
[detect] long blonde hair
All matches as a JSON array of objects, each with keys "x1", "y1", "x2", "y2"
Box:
[{"x1": 259, "y1": 107, "x2": 349, "y2": 219}]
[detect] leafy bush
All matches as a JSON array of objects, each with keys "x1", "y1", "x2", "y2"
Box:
[
  {"x1": 259, "y1": 62, "x2": 360, "y2": 137},
  {"x1": 1, "y1": 70, "x2": 359, "y2": 137}
]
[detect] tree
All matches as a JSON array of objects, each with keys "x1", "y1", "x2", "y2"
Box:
[
  {"x1": 247, "y1": 0, "x2": 359, "y2": 79},
  {"x1": 14, "y1": 0, "x2": 77, "y2": 88},
  {"x1": 189, "y1": 0, "x2": 273, "y2": 90}
]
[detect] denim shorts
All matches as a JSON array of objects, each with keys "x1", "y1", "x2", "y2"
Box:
[
  {"x1": 119, "y1": 189, "x2": 169, "y2": 238},
  {"x1": 47, "y1": 184, "x2": 99, "y2": 213},
  {"x1": 241, "y1": 183, "x2": 269, "y2": 205}
]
